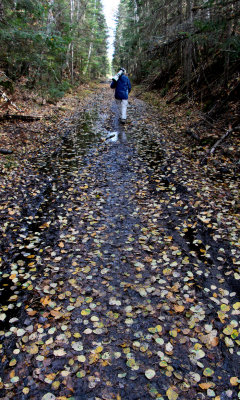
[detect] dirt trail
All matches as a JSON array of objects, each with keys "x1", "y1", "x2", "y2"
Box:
[{"x1": 0, "y1": 85, "x2": 239, "y2": 400}]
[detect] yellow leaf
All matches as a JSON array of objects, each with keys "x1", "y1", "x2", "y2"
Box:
[
  {"x1": 52, "y1": 381, "x2": 60, "y2": 390},
  {"x1": 27, "y1": 344, "x2": 38, "y2": 355},
  {"x1": 203, "y1": 368, "x2": 214, "y2": 377},
  {"x1": 163, "y1": 268, "x2": 172, "y2": 276},
  {"x1": 217, "y1": 311, "x2": 226, "y2": 323},
  {"x1": 95, "y1": 346, "x2": 103, "y2": 353},
  {"x1": 81, "y1": 309, "x2": 91, "y2": 316},
  {"x1": 233, "y1": 302, "x2": 240, "y2": 310},
  {"x1": 89, "y1": 353, "x2": 100, "y2": 364},
  {"x1": 220, "y1": 304, "x2": 230, "y2": 312},
  {"x1": 166, "y1": 387, "x2": 178, "y2": 400},
  {"x1": 77, "y1": 355, "x2": 86, "y2": 363},
  {"x1": 73, "y1": 333, "x2": 81, "y2": 338}
]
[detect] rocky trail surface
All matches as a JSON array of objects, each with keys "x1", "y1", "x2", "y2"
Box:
[{"x1": 0, "y1": 84, "x2": 239, "y2": 400}]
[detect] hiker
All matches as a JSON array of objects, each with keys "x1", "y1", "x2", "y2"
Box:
[{"x1": 110, "y1": 68, "x2": 131, "y2": 124}]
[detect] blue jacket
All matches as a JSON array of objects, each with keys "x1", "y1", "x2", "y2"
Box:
[{"x1": 110, "y1": 75, "x2": 131, "y2": 100}]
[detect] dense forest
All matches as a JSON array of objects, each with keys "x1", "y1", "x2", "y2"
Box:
[
  {"x1": 113, "y1": 0, "x2": 240, "y2": 121},
  {"x1": 0, "y1": 0, "x2": 109, "y2": 100},
  {"x1": 1, "y1": 0, "x2": 239, "y2": 118}
]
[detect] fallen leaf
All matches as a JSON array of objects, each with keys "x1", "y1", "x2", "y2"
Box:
[
  {"x1": 166, "y1": 387, "x2": 178, "y2": 400},
  {"x1": 203, "y1": 368, "x2": 214, "y2": 377},
  {"x1": 230, "y1": 377, "x2": 239, "y2": 386},
  {"x1": 53, "y1": 349, "x2": 66, "y2": 357},
  {"x1": 41, "y1": 394, "x2": 56, "y2": 400},
  {"x1": 41, "y1": 296, "x2": 51, "y2": 306},
  {"x1": 174, "y1": 305, "x2": 185, "y2": 313},
  {"x1": 199, "y1": 382, "x2": 213, "y2": 390},
  {"x1": 145, "y1": 369, "x2": 156, "y2": 379},
  {"x1": 50, "y1": 310, "x2": 63, "y2": 319}
]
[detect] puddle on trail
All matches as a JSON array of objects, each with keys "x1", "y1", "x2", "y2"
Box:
[
  {"x1": 0, "y1": 105, "x2": 167, "y2": 328},
  {"x1": 37, "y1": 109, "x2": 127, "y2": 175},
  {"x1": 0, "y1": 105, "x2": 128, "y2": 329},
  {"x1": 105, "y1": 131, "x2": 127, "y2": 143},
  {"x1": 39, "y1": 110, "x2": 106, "y2": 174},
  {"x1": 0, "y1": 101, "x2": 165, "y2": 332}
]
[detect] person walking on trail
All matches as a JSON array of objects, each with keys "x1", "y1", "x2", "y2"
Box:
[{"x1": 110, "y1": 68, "x2": 131, "y2": 124}]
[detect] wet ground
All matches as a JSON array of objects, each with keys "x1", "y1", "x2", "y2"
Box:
[{"x1": 0, "y1": 85, "x2": 239, "y2": 400}]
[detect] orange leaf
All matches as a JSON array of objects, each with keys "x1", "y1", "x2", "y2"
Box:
[
  {"x1": 40, "y1": 296, "x2": 50, "y2": 306},
  {"x1": 27, "y1": 310, "x2": 37, "y2": 316},
  {"x1": 230, "y1": 377, "x2": 239, "y2": 386},
  {"x1": 10, "y1": 370, "x2": 15, "y2": 378},
  {"x1": 50, "y1": 310, "x2": 63, "y2": 319},
  {"x1": 211, "y1": 337, "x2": 219, "y2": 347},
  {"x1": 8, "y1": 209, "x2": 15, "y2": 215},
  {"x1": 39, "y1": 222, "x2": 50, "y2": 229},
  {"x1": 174, "y1": 305, "x2": 185, "y2": 313},
  {"x1": 199, "y1": 382, "x2": 213, "y2": 390}
]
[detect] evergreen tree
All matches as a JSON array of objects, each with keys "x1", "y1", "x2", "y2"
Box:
[
  {"x1": 0, "y1": 0, "x2": 109, "y2": 99},
  {"x1": 113, "y1": 0, "x2": 240, "y2": 94}
]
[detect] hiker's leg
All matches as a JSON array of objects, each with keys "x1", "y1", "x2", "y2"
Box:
[
  {"x1": 121, "y1": 99, "x2": 128, "y2": 120},
  {"x1": 115, "y1": 99, "x2": 121, "y2": 118}
]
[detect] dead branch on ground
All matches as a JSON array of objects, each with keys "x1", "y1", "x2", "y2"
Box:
[
  {"x1": 0, "y1": 90, "x2": 22, "y2": 112},
  {"x1": 0, "y1": 114, "x2": 41, "y2": 122},
  {"x1": 200, "y1": 125, "x2": 240, "y2": 164}
]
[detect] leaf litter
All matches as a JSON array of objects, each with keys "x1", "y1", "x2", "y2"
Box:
[{"x1": 0, "y1": 84, "x2": 239, "y2": 399}]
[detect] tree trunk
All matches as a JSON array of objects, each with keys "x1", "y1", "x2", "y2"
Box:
[
  {"x1": 47, "y1": 0, "x2": 54, "y2": 36},
  {"x1": 224, "y1": 18, "x2": 233, "y2": 86},
  {"x1": 0, "y1": 0, "x2": 4, "y2": 22},
  {"x1": 83, "y1": 0, "x2": 97, "y2": 77},
  {"x1": 84, "y1": 43, "x2": 93, "y2": 76}
]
